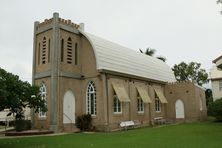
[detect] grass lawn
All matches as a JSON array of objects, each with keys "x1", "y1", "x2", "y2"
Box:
[{"x1": 0, "y1": 122, "x2": 222, "y2": 148}]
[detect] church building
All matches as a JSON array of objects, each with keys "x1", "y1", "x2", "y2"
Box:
[{"x1": 32, "y1": 13, "x2": 207, "y2": 132}]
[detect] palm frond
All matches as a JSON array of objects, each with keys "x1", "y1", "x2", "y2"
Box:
[
  {"x1": 157, "y1": 56, "x2": 166, "y2": 62},
  {"x1": 145, "y1": 48, "x2": 156, "y2": 56}
]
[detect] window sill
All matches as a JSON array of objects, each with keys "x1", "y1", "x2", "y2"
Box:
[
  {"x1": 113, "y1": 112, "x2": 122, "y2": 116},
  {"x1": 137, "y1": 112, "x2": 144, "y2": 115},
  {"x1": 91, "y1": 115, "x2": 96, "y2": 118},
  {"x1": 37, "y1": 117, "x2": 47, "y2": 120}
]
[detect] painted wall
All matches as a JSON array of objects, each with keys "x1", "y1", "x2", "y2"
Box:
[
  {"x1": 211, "y1": 80, "x2": 222, "y2": 101},
  {"x1": 209, "y1": 66, "x2": 222, "y2": 101},
  {"x1": 104, "y1": 76, "x2": 166, "y2": 131},
  {"x1": 165, "y1": 82, "x2": 207, "y2": 122}
]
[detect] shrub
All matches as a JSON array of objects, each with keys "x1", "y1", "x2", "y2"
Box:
[
  {"x1": 208, "y1": 98, "x2": 222, "y2": 122},
  {"x1": 15, "y1": 120, "x2": 31, "y2": 131},
  {"x1": 76, "y1": 114, "x2": 92, "y2": 131}
]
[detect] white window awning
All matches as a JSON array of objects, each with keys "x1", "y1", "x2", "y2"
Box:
[
  {"x1": 111, "y1": 81, "x2": 130, "y2": 102},
  {"x1": 153, "y1": 87, "x2": 168, "y2": 103},
  {"x1": 135, "y1": 85, "x2": 152, "y2": 103}
]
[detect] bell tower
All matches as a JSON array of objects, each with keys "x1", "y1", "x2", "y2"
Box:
[{"x1": 32, "y1": 13, "x2": 82, "y2": 132}]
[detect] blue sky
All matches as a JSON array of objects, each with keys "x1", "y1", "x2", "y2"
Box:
[{"x1": 0, "y1": 0, "x2": 222, "y2": 86}]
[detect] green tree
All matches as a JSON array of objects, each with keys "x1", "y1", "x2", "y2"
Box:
[
  {"x1": 172, "y1": 62, "x2": 208, "y2": 86},
  {"x1": 139, "y1": 47, "x2": 166, "y2": 62},
  {"x1": 217, "y1": 0, "x2": 222, "y2": 15},
  {"x1": 208, "y1": 98, "x2": 222, "y2": 122},
  {"x1": 0, "y1": 67, "x2": 47, "y2": 121},
  {"x1": 205, "y1": 89, "x2": 213, "y2": 107}
]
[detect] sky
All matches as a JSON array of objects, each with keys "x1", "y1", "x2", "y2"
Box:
[{"x1": 0, "y1": 0, "x2": 222, "y2": 86}]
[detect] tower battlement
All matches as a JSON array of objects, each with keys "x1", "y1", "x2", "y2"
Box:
[
  {"x1": 36, "y1": 14, "x2": 80, "y2": 30},
  {"x1": 36, "y1": 18, "x2": 53, "y2": 28},
  {"x1": 58, "y1": 18, "x2": 80, "y2": 29}
]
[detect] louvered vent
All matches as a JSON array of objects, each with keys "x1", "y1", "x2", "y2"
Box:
[
  {"x1": 42, "y1": 37, "x2": 47, "y2": 64},
  {"x1": 67, "y1": 37, "x2": 72, "y2": 64}
]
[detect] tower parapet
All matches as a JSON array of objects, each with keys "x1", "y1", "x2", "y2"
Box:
[
  {"x1": 58, "y1": 18, "x2": 80, "y2": 29},
  {"x1": 36, "y1": 16, "x2": 80, "y2": 30},
  {"x1": 36, "y1": 18, "x2": 53, "y2": 29}
]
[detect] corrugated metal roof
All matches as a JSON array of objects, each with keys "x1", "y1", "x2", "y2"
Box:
[{"x1": 80, "y1": 31, "x2": 176, "y2": 83}]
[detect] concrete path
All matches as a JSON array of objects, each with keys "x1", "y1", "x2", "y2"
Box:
[
  {"x1": 0, "y1": 127, "x2": 14, "y2": 133},
  {"x1": 0, "y1": 127, "x2": 14, "y2": 138}
]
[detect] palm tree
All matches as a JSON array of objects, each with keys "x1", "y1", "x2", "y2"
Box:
[
  {"x1": 139, "y1": 48, "x2": 156, "y2": 56},
  {"x1": 156, "y1": 56, "x2": 166, "y2": 62},
  {"x1": 139, "y1": 47, "x2": 166, "y2": 62}
]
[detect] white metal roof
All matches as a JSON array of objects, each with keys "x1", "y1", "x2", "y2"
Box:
[{"x1": 81, "y1": 31, "x2": 176, "y2": 83}]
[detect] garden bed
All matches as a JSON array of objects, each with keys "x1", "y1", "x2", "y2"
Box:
[{"x1": 5, "y1": 129, "x2": 53, "y2": 136}]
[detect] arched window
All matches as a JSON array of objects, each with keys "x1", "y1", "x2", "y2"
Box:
[
  {"x1": 86, "y1": 81, "x2": 96, "y2": 116},
  {"x1": 42, "y1": 37, "x2": 47, "y2": 64},
  {"x1": 67, "y1": 37, "x2": 72, "y2": 64},
  {"x1": 137, "y1": 91, "x2": 144, "y2": 113},
  {"x1": 155, "y1": 94, "x2": 161, "y2": 112},
  {"x1": 39, "y1": 83, "x2": 47, "y2": 117},
  {"x1": 113, "y1": 91, "x2": 122, "y2": 113}
]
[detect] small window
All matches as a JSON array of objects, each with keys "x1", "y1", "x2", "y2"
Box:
[
  {"x1": 86, "y1": 81, "x2": 96, "y2": 116},
  {"x1": 39, "y1": 83, "x2": 47, "y2": 118},
  {"x1": 137, "y1": 92, "x2": 144, "y2": 113},
  {"x1": 61, "y1": 39, "x2": 64, "y2": 62},
  {"x1": 67, "y1": 37, "x2": 72, "y2": 64},
  {"x1": 75, "y1": 43, "x2": 78, "y2": 65},
  {"x1": 219, "y1": 80, "x2": 222, "y2": 91},
  {"x1": 155, "y1": 94, "x2": 161, "y2": 112},
  {"x1": 114, "y1": 91, "x2": 122, "y2": 113}
]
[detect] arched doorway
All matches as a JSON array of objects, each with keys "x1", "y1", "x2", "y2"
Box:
[
  {"x1": 63, "y1": 90, "x2": 75, "y2": 124},
  {"x1": 175, "y1": 99, "x2": 185, "y2": 119}
]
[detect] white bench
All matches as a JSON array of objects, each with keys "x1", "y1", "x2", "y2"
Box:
[
  {"x1": 120, "y1": 121, "x2": 135, "y2": 130},
  {"x1": 154, "y1": 117, "x2": 166, "y2": 125},
  {"x1": 133, "y1": 120, "x2": 141, "y2": 126}
]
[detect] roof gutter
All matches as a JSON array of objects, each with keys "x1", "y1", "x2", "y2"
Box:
[{"x1": 98, "y1": 69, "x2": 168, "y2": 85}]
